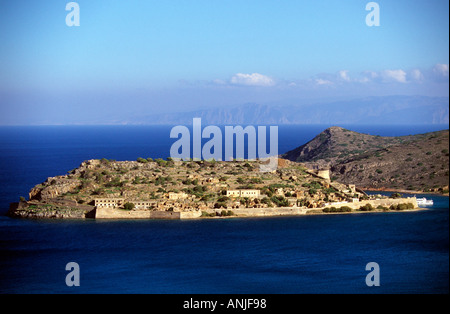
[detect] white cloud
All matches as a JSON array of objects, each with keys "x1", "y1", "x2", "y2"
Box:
[
  {"x1": 338, "y1": 70, "x2": 351, "y2": 81},
  {"x1": 410, "y1": 69, "x2": 424, "y2": 82},
  {"x1": 212, "y1": 64, "x2": 448, "y2": 90},
  {"x1": 230, "y1": 73, "x2": 275, "y2": 86},
  {"x1": 315, "y1": 78, "x2": 334, "y2": 86},
  {"x1": 433, "y1": 63, "x2": 449, "y2": 78},
  {"x1": 381, "y1": 69, "x2": 407, "y2": 83}
]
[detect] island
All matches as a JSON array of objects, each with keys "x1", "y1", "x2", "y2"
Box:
[{"x1": 9, "y1": 157, "x2": 421, "y2": 219}]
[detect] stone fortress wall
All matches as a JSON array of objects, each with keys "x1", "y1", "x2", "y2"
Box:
[{"x1": 95, "y1": 197, "x2": 418, "y2": 219}]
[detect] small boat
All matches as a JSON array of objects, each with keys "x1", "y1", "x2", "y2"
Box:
[{"x1": 416, "y1": 197, "x2": 434, "y2": 206}]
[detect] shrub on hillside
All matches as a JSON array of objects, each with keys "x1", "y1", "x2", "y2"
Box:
[
  {"x1": 323, "y1": 206, "x2": 352, "y2": 213},
  {"x1": 123, "y1": 202, "x2": 135, "y2": 210},
  {"x1": 359, "y1": 203, "x2": 374, "y2": 211}
]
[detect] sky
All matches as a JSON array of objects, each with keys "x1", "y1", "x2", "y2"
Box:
[{"x1": 0, "y1": 0, "x2": 449, "y2": 125}]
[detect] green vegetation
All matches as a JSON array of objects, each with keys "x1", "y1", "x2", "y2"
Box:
[
  {"x1": 183, "y1": 185, "x2": 207, "y2": 198},
  {"x1": 214, "y1": 202, "x2": 227, "y2": 209},
  {"x1": 155, "y1": 158, "x2": 168, "y2": 167},
  {"x1": 220, "y1": 210, "x2": 234, "y2": 217},
  {"x1": 323, "y1": 206, "x2": 352, "y2": 213},
  {"x1": 217, "y1": 196, "x2": 230, "y2": 202},
  {"x1": 389, "y1": 193, "x2": 402, "y2": 199},
  {"x1": 249, "y1": 177, "x2": 263, "y2": 184},
  {"x1": 261, "y1": 197, "x2": 273, "y2": 207},
  {"x1": 359, "y1": 203, "x2": 374, "y2": 211},
  {"x1": 123, "y1": 202, "x2": 135, "y2": 210},
  {"x1": 376, "y1": 205, "x2": 389, "y2": 211},
  {"x1": 390, "y1": 203, "x2": 415, "y2": 211},
  {"x1": 201, "y1": 210, "x2": 234, "y2": 217},
  {"x1": 270, "y1": 195, "x2": 289, "y2": 207},
  {"x1": 261, "y1": 187, "x2": 273, "y2": 197}
]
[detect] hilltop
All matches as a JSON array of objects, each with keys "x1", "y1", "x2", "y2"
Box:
[{"x1": 283, "y1": 127, "x2": 449, "y2": 193}]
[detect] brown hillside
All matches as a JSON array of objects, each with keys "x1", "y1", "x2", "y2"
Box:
[{"x1": 283, "y1": 127, "x2": 449, "y2": 193}]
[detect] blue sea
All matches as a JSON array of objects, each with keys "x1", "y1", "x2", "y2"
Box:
[{"x1": 0, "y1": 124, "x2": 448, "y2": 294}]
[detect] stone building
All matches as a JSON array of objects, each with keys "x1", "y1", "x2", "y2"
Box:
[
  {"x1": 94, "y1": 198, "x2": 124, "y2": 208},
  {"x1": 168, "y1": 192, "x2": 189, "y2": 200},
  {"x1": 131, "y1": 200, "x2": 158, "y2": 210},
  {"x1": 226, "y1": 190, "x2": 241, "y2": 197},
  {"x1": 315, "y1": 169, "x2": 331, "y2": 181},
  {"x1": 226, "y1": 189, "x2": 261, "y2": 198}
]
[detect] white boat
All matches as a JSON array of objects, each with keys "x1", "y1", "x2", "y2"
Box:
[{"x1": 416, "y1": 197, "x2": 434, "y2": 206}]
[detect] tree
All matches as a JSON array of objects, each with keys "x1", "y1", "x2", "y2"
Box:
[
  {"x1": 217, "y1": 196, "x2": 229, "y2": 202},
  {"x1": 359, "y1": 203, "x2": 374, "y2": 211},
  {"x1": 214, "y1": 202, "x2": 226, "y2": 209},
  {"x1": 390, "y1": 193, "x2": 402, "y2": 199},
  {"x1": 270, "y1": 195, "x2": 289, "y2": 207},
  {"x1": 261, "y1": 197, "x2": 273, "y2": 207},
  {"x1": 123, "y1": 202, "x2": 135, "y2": 210}
]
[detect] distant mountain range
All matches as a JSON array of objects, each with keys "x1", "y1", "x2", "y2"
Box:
[{"x1": 125, "y1": 95, "x2": 449, "y2": 125}]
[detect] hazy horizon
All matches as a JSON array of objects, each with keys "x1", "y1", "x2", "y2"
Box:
[{"x1": 1, "y1": 1, "x2": 449, "y2": 125}]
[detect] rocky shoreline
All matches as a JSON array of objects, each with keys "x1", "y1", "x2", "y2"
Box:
[
  {"x1": 9, "y1": 195, "x2": 423, "y2": 220},
  {"x1": 8, "y1": 199, "x2": 95, "y2": 219},
  {"x1": 363, "y1": 187, "x2": 449, "y2": 196}
]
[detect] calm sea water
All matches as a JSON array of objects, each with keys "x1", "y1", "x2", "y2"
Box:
[{"x1": 0, "y1": 124, "x2": 448, "y2": 294}]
